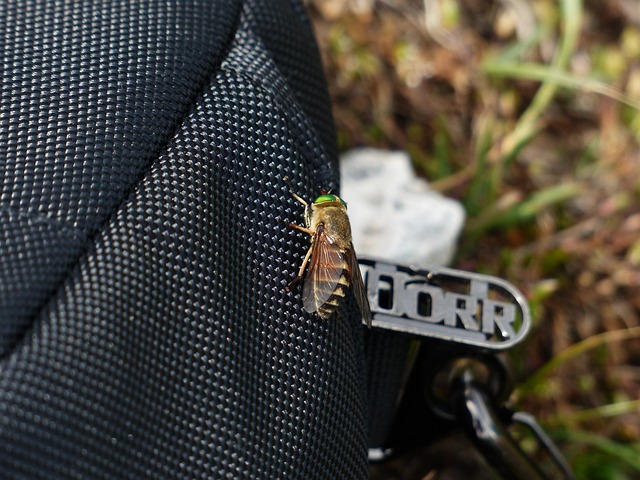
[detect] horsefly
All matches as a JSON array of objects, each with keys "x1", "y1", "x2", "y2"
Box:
[{"x1": 285, "y1": 180, "x2": 372, "y2": 327}]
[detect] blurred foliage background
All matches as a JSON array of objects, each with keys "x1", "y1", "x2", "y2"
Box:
[{"x1": 307, "y1": 0, "x2": 640, "y2": 478}]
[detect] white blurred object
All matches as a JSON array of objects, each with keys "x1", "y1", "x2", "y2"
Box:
[{"x1": 340, "y1": 148, "x2": 465, "y2": 266}]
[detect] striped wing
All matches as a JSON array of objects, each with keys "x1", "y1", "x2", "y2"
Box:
[
  {"x1": 302, "y1": 227, "x2": 345, "y2": 314},
  {"x1": 347, "y1": 245, "x2": 372, "y2": 327}
]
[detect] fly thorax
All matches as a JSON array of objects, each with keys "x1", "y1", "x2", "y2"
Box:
[{"x1": 315, "y1": 205, "x2": 352, "y2": 248}]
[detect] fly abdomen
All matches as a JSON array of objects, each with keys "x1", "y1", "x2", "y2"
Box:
[{"x1": 317, "y1": 270, "x2": 351, "y2": 319}]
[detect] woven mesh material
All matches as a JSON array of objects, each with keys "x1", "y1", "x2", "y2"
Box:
[
  {"x1": 0, "y1": 0, "x2": 241, "y2": 354},
  {"x1": 0, "y1": 1, "x2": 368, "y2": 478},
  {"x1": 365, "y1": 333, "x2": 414, "y2": 448}
]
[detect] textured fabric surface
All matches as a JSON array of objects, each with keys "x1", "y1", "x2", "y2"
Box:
[
  {"x1": 365, "y1": 333, "x2": 414, "y2": 448},
  {"x1": 0, "y1": 0, "x2": 241, "y2": 353},
  {"x1": 0, "y1": 1, "x2": 368, "y2": 478}
]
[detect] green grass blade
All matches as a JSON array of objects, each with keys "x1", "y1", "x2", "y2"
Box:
[
  {"x1": 465, "y1": 182, "x2": 583, "y2": 234},
  {"x1": 483, "y1": 63, "x2": 640, "y2": 110},
  {"x1": 547, "y1": 400, "x2": 640, "y2": 426},
  {"x1": 559, "y1": 430, "x2": 640, "y2": 471},
  {"x1": 484, "y1": 0, "x2": 584, "y2": 161},
  {"x1": 517, "y1": 326, "x2": 640, "y2": 395}
]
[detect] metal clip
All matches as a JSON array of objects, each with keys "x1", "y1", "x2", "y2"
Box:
[
  {"x1": 450, "y1": 359, "x2": 575, "y2": 480},
  {"x1": 510, "y1": 412, "x2": 576, "y2": 480}
]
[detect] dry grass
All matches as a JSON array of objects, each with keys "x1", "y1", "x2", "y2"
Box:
[{"x1": 308, "y1": 0, "x2": 640, "y2": 478}]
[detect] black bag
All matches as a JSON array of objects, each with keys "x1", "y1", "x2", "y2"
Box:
[{"x1": 0, "y1": 1, "x2": 371, "y2": 478}]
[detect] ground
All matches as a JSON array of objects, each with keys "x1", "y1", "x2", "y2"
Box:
[{"x1": 308, "y1": 1, "x2": 640, "y2": 478}]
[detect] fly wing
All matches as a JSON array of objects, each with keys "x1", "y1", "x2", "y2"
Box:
[
  {"x1": 347, "y1": 245, "x2": 372, "y2": 327},
  {"x1": 302, "y1": 227, "x2": 344, "y2": 314}
]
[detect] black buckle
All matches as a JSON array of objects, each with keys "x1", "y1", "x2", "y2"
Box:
[
  {"x1": 451, "y1": 359, "x2": 576, "y2": 480},
  {"x1": 360, "y1": 256, "x2": 574, "y2": 479}
]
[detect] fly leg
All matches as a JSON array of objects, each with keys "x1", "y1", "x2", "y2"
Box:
[
  {"x1": 276, "y1": 217, "x2": 314, "y2": 236},
  {"x1": 285, "y1": 228, "x2": 314, "y2": 292},
  {"x1": 286, "y1": 223, "x2": 314, "y2": 235},
  {"x1": 282, "y1": 177, "x2": 314, "y2": 291},
  {"x1": 284, "y1": 176, "x2": 309, "y2": 207}
]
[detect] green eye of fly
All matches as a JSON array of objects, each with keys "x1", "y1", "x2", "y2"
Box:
[{"x1": 313, "y1": 194, "x2": 347, "y2": 209}]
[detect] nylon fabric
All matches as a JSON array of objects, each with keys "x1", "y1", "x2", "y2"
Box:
[
  {"x1": 0, "y1": 0, "x2": 368, "y2": 478},
  {"x1": 0, "y1": 0, "x2": 241, "y2": 355},
  {"x1": 365, "y1": 333, "x2": 415, "y2": 448}
]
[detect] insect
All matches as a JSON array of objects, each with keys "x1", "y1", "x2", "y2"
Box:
[{"x1": 285, "y1": 182, "x2": 372, "y2": 327}]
